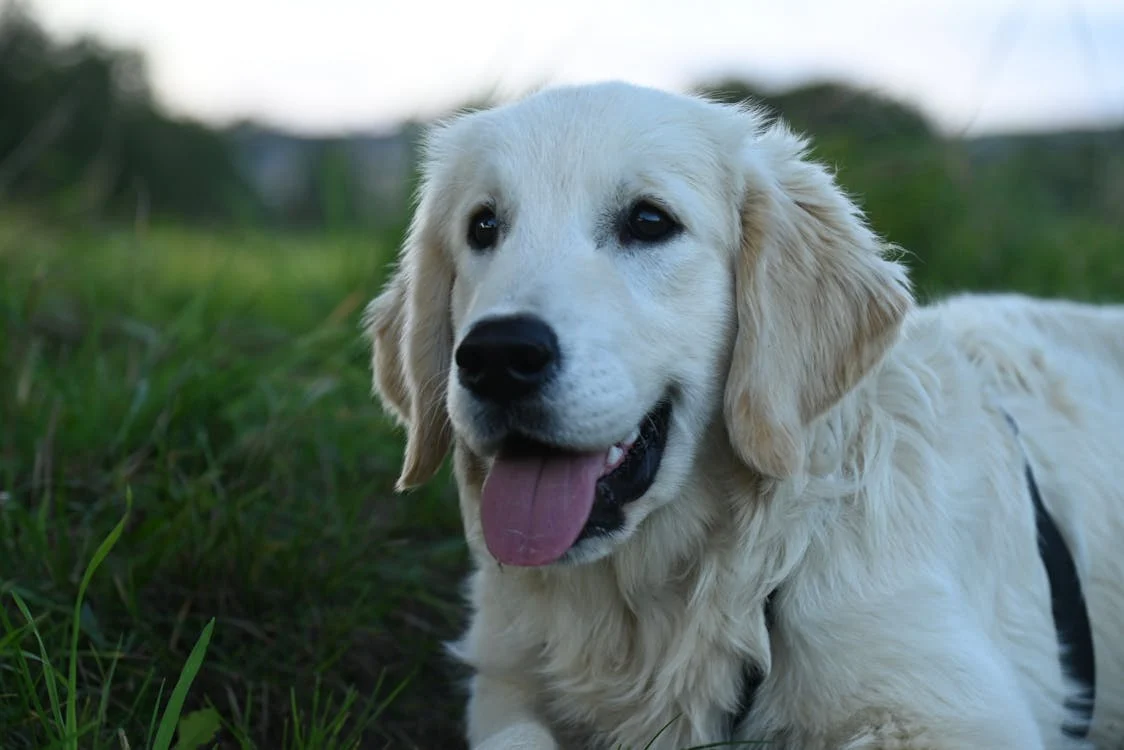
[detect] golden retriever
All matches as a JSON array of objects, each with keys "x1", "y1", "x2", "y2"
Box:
[{"x1": 364, "y1": 81, "x2": 1124, "y2": 749}]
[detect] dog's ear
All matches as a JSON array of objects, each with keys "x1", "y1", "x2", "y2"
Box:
[
  {"x1": 724, "y1": 124, "x2": 913, "y2": 479},
  {"x1": 364, "y1": 188, "x2": 455, "y2": 490}
]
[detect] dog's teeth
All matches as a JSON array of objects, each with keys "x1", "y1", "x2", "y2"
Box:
[
  {"x1": 606, "y1": 445, "x2": 625, "y2": 468},
  {"x1": 624, "y1": 428, "x2": 640, "y2": 446}
]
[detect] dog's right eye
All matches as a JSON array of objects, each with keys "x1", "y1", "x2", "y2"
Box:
[
  {"x1": 468, "y1": 207, "x2": 499, "y2": 250},
  {"x1": 623, "y1": 200, "x2": 680, "y2": 245}
]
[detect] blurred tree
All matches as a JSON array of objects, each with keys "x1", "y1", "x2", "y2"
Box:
[
  {"x1": 691, "y1": 75, "x2": 1120, "y2": 301},
  {"x1": 0, "y1": 0, "x2": 259, "y2": 222},
  {"x1": 695, "y1": 78, "x2": 934, "y2": 142}
]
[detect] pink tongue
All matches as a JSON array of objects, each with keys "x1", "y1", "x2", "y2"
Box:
[{"x1": 480, "y1": 449, "x2": 606, "y2": 566}]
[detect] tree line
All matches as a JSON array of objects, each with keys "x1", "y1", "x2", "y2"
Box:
[{"x1": 2, "y1": 0, "x2": 1121, "y2": 245}]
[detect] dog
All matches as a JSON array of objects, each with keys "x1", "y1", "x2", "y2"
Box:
[{"x1": 364, "y1": 81, "x2": 1124, "y2": 749}]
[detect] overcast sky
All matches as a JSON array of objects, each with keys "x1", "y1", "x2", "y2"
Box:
[{"x1": 26, "y1": 0, "x2": 1124, "y2": 136}]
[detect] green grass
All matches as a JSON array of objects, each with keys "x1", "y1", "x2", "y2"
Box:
[
  {"x1": 3, "y1": 491, "x2": 218, "y2": 750},
  {"x1": 0, "y1": 214, "x2": 469, "y2": 748}
]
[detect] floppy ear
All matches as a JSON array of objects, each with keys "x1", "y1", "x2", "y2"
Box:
[
  {"x1": 724, "y1": 124, "x2": 913, "y2": 479},
  {"x1": 363, "y1": 189, "x2": 455, "y2": 490}
]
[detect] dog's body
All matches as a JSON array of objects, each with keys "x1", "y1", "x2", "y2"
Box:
[{"x1": 365, "y1": 82, "x2": 1124, "y2": 749}]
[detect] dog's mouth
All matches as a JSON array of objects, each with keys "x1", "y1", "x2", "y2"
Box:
[{"x1": 479, "y1": 399, "x2": 673, "y2": 566}]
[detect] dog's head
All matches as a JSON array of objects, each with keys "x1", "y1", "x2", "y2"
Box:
[{"x1": 365, "y1": 82, "x2": 912, "y2": 567}]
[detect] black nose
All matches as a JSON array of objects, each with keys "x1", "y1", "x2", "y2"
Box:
[{"x1": 455, "y1": 315, "x2": 560, "y2": 404}]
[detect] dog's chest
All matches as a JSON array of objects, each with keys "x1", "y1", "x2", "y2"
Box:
[{"x1": 532, "y1": 584, "x2": 754, "y2": 750}]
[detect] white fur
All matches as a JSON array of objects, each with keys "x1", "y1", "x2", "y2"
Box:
[{"x1": 364, "y1": 81, "x2": 1124, "y2": 749}]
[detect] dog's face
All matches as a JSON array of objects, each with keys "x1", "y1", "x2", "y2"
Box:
[{"x1": 366, "y1": 82, "x2": 912, "y2": 567}]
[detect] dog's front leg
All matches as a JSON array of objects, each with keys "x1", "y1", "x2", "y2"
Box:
[{"x1": 467, "y1": 672, "x2": 558, "y2": 750}]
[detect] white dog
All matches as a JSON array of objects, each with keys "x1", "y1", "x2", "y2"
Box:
[{"x1": 364, "y1": 81, "x2": 1124, "y2": 749}]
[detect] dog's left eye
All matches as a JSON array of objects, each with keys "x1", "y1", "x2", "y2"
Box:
[
  {"x1": 468, "y1": 207, "x2": 499, "y2": 250},
  {"x1": 623, "y1": 201, "x2": 679, "y2": 244}
]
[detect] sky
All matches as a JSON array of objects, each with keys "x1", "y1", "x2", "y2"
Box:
[{"x1": 25, "y1": 0, "x2": 1124, "y2": 137}]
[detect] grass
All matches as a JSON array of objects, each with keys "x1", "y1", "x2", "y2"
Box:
[
  {"x1": 4, "y1": 491, "x2": 217, "y2": 750},
  {"x1": 0, "y1": 214, "x2": 469, "y2": 748},
  {"x1": 0, "y1": 129, "x2": 1121, "y2": 749}
]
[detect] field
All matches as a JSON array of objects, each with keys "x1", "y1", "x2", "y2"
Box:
[
  {"x1": 1, "y1": 131, "x2": 1122, "y2": 749},
  {"x1": 0, "y1": 215, "x2": 467, "y2": 749}
]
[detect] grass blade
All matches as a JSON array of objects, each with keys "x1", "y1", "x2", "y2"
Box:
[
  {"x1": 11, "y1": 593, "x2": 66, "y2": 728},
  {"x1": 641, "y1": 714, "x2": 681, "y2": 750},
  {"x1": 151, "y1": 617, "x2": 216, "y2": 750},
  {"x1": 67, "y1": 492, "x2": 132, "y2": 748},
  {"x1": 11, "y1": 591, "x2": 65, "y2": 734},
  {"x1": 1, "y1": 598, "x2": 54, "y2": 737},
  {"x1": 146, "y1": 680, "x2": 168, "y2": 749}
]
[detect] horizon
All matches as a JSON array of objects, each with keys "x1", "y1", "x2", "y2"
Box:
[{"x1": 23, "y1": 0, "x2": 1124, "y2": 138}]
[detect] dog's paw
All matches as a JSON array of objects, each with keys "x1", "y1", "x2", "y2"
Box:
[{"x1": 473, "y1": 720, "x2": 558, "y2": 750}]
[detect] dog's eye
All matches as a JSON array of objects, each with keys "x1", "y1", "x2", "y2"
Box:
[
  {"x1": 624, "y1": 201, "x2": 679, "y2": 244},
  {"x1": 468, "y1": 207, "x2": 499, "y2": 250}
]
